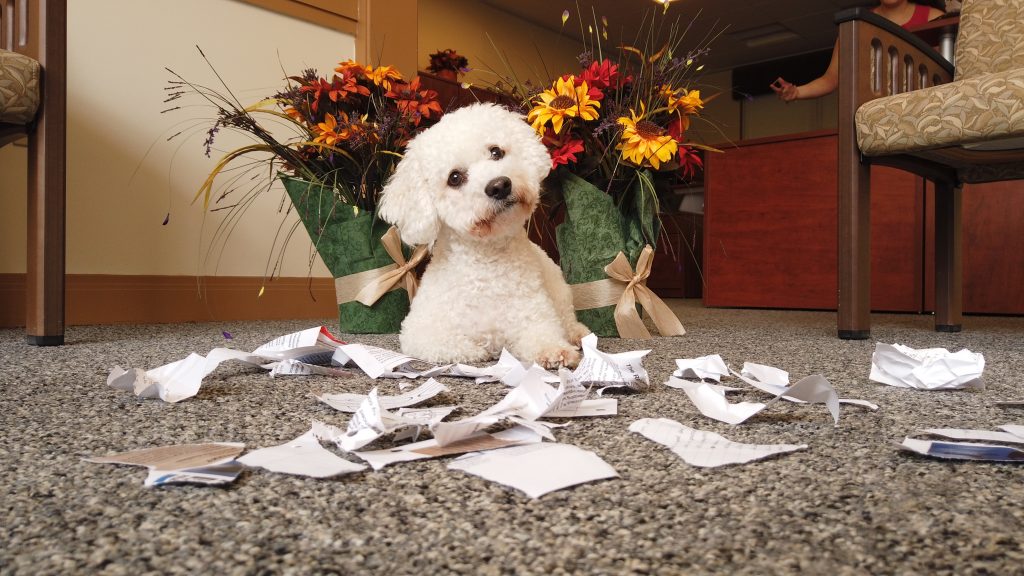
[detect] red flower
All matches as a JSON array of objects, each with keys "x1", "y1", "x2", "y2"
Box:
[
  {"x1": 580, "y1": 59, "x2": 619, "y2": 91},
  {"x1": 542, "y1": 129, "x2": 585, "y2": 168},
  {"x1": 386, "y1": 77, "x2": 443, "y2": 126},
  {"x1": 678, "y1": 145, "x2": 703, "y2": 180},
  {"x1": 667, "y1": 114, "x2": 691, "y2": 143},
  {"x1": 299, "y1": 73, "x2": 369, "y2": 111}
]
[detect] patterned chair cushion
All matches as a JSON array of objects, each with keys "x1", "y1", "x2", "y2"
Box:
[
  {"x1": 954, "y1": 0, "x2": 1024, "y2": 81},
  {"x1": 0, "y1": 49, "x2": 41, "y2": 125},
  {"x1": 855, "y1": 66, "x2": 1024, "y2": 156}
]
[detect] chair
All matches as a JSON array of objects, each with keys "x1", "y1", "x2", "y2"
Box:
[
  {"x1": 0, "y1": 0, "x2": 67, "y2": 345},
  {"x1": 835, "y1": 0, "x2": 1024, "y2": 339}
]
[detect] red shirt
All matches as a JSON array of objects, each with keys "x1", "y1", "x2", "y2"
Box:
[{"x1": 902, "y1": 3, "x2": 934, "y2": 29}]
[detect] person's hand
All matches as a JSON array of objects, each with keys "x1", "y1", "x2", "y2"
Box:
[{"x1": 770, "y1": 77, "x2": 799, "y2": 102}]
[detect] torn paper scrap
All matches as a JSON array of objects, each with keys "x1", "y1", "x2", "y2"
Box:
[
  {"x1": 899, "y1": 438, "x2": 1024, "y2": 462},
  {"x1": 316, "y1": 378, "x2": 449, "y2": 413},
  {"x1": 333, "y1": 343, "x2": 448, "y2": 379},
  {"x1": 664, "y1": 378, "x2": 740, "y2": 396},
  {"x1": 996, "y1": 401, "x2": 1024, "y2": 409},
  {"x1": 85, "y1": 442, "x2": 245, "y2": 486},
  {"x1": 630, "y1": 418, "x2": 807, "y2": 467},
  {"x1": 266, "y1": 359, "x2": 353, "y2": 378},
  {"x1": 734, "y1": 363, "x2": 878, "y2": 411},
  {"x1": 252, "y1": 326, "x2": 344, "y2": 365},
  {"x1": 667, "y1": 374, "x2": 844, "y2": 425},
  {"x1": 448, "y1": 443, "x2": 619, "y2": 498},
  {"x1": 870, "y1": 343, "x2": 985, "y2": 390},
  {"x1": 674, "y1": 354, "x2": 730, "y2": 382},
  {"x1": 573, "y1": 333, "x2": 651, "y2": 393},
  {"x1": 238, "y1": 429, "x2": 366, "y2": 478},
  {"x1": 353, "y1": 426, "x2": 544, "y2": 471},
  {"x1": 917, "y1": 427, "x2": 1024, "y2": 445},
  {"x1": 667, "y1": 377, "x2": 767, "y2": 425},
  {"x1": 312, "y1": 389, "x2": 436, "y2": 452},
  {"x1": 1001, "y1": 424, "x2": 1024, "y2": 438}
]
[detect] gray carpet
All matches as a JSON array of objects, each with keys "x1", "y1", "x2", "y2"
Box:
[{"x1": 2, "y1": 300, "x2": 1023, "y2": 575}]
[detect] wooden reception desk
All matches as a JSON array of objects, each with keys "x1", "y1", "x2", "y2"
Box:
[{"x1": 704, "y1": 130, "x2": 1024, "y2": 314}]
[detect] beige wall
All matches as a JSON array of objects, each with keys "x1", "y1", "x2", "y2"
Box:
[
  {"x1": 418, "y1": 0, "x2": 582, "y2": 90},
  {"x1": 0, "y1": 0, "x2": 354, "y2": 276}
]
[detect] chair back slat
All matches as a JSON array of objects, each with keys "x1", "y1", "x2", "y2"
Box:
[
  {"x1": 955, "y1": 0, "x2": 1024, "y2": 80},
  {"x1": 0, "y1": 0, "x2": 40, "y2": 58}
]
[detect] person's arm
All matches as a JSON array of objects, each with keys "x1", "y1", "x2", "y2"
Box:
[{"x1": 770, "y1": 42, "x2": 839, "y2": 102}]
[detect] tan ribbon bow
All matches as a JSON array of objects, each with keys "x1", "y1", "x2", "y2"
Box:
[
  {"x1": 351, "y1": 226, "x2": 428, "y2": 306},
  {"x1": 603, "y1": 245, "x2": 686, "y2": 339}
]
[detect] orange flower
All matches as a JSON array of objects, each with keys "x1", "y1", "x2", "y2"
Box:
[
  {"x1": 386, "y1": 77, "x2": 442, "y2": 126},
  {"x1": 313, "y1": 112, "x2": 355, "y2": 146},
  {"x1": 365, "y1": 65, "x2": 403, "y2": 90}
]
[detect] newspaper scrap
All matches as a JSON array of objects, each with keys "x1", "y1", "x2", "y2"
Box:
[
  {"x1": 447, "y1": 443, "x2": 619, "y2": 498},
  {"x1": 107, "y1": 326, "x2": 345, "y2": 403},
  {"x1": 84, "y1": 442, "x2": 245, "y2": 487},
  {"x1": 733, "y1": 363, "x2": 879, "y2": 410},
  {"x1": 312, "y1": 388, "x2": 442, "y2": 451},
  {"x1": 869, "y1": 343, "x2": 985, "y2": 390},
  {"x1": 316, "y1": 379, "x2": 449, "y2": 413},
  {"x1": 630, "y1": 418, "x2": 808, "y2": 468},
  {"x1": 266, "y1": 359, "x2": 353, "y2": 378},
  {"x1": 237, "y1": 428, "x2": 366, "y2": 478},
  {"x1": 899, "y1": 438, "x2": 1024, "y2": 462},
  {"x1": 431, "y1": 368, "x2": 615, "y2": 447},
  {"x1": 251, "y1": 325, "x2": 345, "y2": 365},
  {"x1": 573, "y1": 333, "x2": 651, "y2": 394},
  {"x1": 666, "y1": 374, "x2": 843, "y2": 425},
  {"x1": 996, "y1": 401, "x2": 1024, "y2": 409},
  {"x1": 674, "y1": 354, "x2": 730, "y2": 382},
  {"x1": 333, "y1": 343, "x2": 449, "y2": 379},
  {"x1": 353, "y1": 426, "x2": 545, "y2": 471}
]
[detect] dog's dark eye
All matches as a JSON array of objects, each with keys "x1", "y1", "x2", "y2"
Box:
[
  {"x1": 447, "y1": 170, "x2": 465, "y2": 188},
  {"x1": 489, "y1": 146, "x2": 505, "y2": 160}
]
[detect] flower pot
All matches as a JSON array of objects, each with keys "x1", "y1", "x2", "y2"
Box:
[
  {"x1": 281, "y1": 176, "x2": 411, "y2": 334},
  {"x1": 555, "y1": 171, "x2": 660, "y2": 337},
  {"x1": 436, "y1": 69, "x2": 458, "y2": 82}
]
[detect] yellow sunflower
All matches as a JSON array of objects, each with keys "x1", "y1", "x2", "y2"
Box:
[
  {"x1": 616, "y1": 104, "x2": 678, "y2": 170},
  {"x1": 365, "y1": 65, "x2": 402, "y2": 90},
  {"x1": 667, "y1": 89, "x2": 704, "y2": 115},
  {"x1": 527, "y1": 75, "x2": 600, "y2": 135}
]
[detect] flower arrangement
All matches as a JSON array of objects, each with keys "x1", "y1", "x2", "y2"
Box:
[
  {"x1": 490, "y1": 6, "x2": 719, "y2": 337},
  {"x1": 521, "y1": 12, "x2": 717, "y2": 217},
  {"x1": 167, "y1": 51, "x2": 443, "y2": 214},
  {"x1": 427, "y1": 48, "x2": 470, "y2": 75},
  {"x1": 166, "y1": 51, "x2": 444, "y2": 333}
]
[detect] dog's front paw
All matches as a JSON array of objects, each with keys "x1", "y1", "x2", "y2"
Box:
[
  {"x1": 566, "y1": 321, "x2": 591, "y2": 347},
  {"x1": 536, "y1": 346, "x2": 581, "y2": 369}
]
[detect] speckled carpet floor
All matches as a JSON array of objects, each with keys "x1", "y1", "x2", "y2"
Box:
[{"x1": 2, "y1": 300, "x2": 1023, "y2": 575}]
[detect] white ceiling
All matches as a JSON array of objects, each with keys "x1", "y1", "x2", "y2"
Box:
[{"x1": 480, "y1": 0, "x2": 872, "y2": 72}]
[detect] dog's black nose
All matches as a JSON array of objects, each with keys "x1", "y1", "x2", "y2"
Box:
[{"x1": 485, "y1": 176, "x2": 512, "y2": 200}]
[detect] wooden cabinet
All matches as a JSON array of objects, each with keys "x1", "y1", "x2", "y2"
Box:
[{"x1": 704, "y1": 130, "x2": 1024, "y2": 314}]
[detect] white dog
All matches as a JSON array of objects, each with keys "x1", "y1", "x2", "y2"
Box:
[{"x1": 379, "y1": 103, "x2": 589, "y2": 368}]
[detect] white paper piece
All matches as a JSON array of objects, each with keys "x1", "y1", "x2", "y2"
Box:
[
  {"x1": 1001, "y1": 424, "x2": 1024, "y2": 438},
  {"x1": 238, "y1": 429, "x2": 366, "y2": 478},
  {"x1": 870, "y1": 343, "x2": 985, "y2": 390},
  {"x1": 668, "y1": 377, "x2": 768, "y2": 425},
  {"x1": 899, "y1": 437, "x2": 1024, "y2": 462},
  {"x1": 918, "y1": 427, "x2": 1024, "y2": 444},
  {"x1": 573, "y1": 334, "x2": 651, "y2": 393},
  {"x1": 674, "y1": 354, "x2": 730, "y2": 382},
  {"x1": 85, "y1": 442, "x2": 245, "y2": 486},
  {"x1": 630, "y1": 418, "x2": 807, "y2": 467},
  {"x1": 669, "y1": 374, "x2": 844, "y2": 425},
  {"x1": 312, "y1": 388, "x2": 437, "y2": 452},
  {"x1": 252, "y1": 326, "x2": 344, "y2": 365},
  {"x1": 316, "y1": 379, "x2": 449, "y2": 413},
  {"x1": 107, "y1": 327, "x2": 345, "y2": 403},
  {"x1": 266, "y1": 359, "x2": 353, "y2": 378},
  {"x1": 354, "y1": 426, "x2": 544, "y2": 471},
  {"x1": 448, "y1": 443, "x2": 619, "y2": 498},
  {"x1": 333, "y1": 343, "x2": 448, "y2": 379},
  {"x1": 107, "y1": 348, "x2": 259, "y2": 403},
  {"x1": 735, "y1": 363, "x2": 878, "y2": 412},
  {"x1": 430, "y1": 368, "x2": 610, "y2": 447}
]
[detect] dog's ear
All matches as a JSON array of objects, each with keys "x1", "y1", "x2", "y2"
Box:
[{"x1": 378, "y1": 148, "x2": 439, "y2": 245}]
